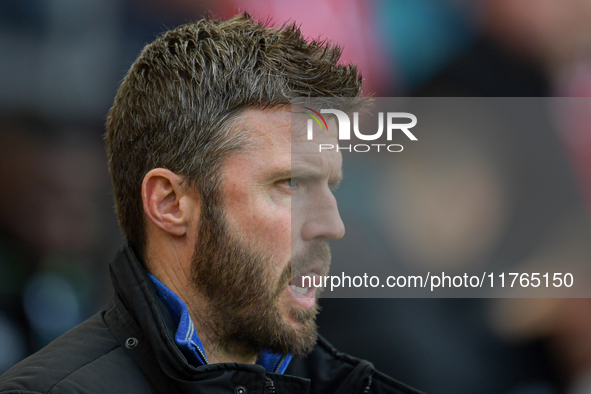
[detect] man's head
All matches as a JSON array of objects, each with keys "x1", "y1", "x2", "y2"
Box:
[
  {"x1": 106, "y1": 13, "x2": 360, "y2": 254},
  {"x1": 105, "y1": 14, "x2": 361, "y2": 359}
]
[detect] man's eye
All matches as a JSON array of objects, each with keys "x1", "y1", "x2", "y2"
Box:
[{"x1": 279, "y1": 178, "x2": 298, "y2": 188}]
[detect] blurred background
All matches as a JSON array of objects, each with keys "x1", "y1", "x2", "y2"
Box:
[{"x1": 2, "y1": 0, "x2": 591, "y2": 393}]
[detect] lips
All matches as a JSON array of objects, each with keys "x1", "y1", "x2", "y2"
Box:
[
  {"x1": 287, "y1": 261, "x2": 325, "y2": 309},
  {"x1": 284, "y1": 243, "x2": 331, "y2": 310},
  {"x1": 287, "y1": 284, "x2": 316, "y2": 310}
]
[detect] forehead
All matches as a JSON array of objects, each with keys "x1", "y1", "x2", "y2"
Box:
[
  {"x1": 239, "y1": 107, "x2": 291, "y2": 150},
  {"x1": 239, "y1": 106, "x2": 339, "y2": 152},
  {"x1": 224, "y1": 107, "x2": 341, "y2": 181}
]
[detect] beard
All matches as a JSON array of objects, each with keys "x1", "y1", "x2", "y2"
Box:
[{"x1": 191, "y1": 197, "x2": 331, "y2": 358}]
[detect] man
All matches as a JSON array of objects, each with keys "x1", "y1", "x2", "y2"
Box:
[{"x1": 0, "y1": 14, "x2": 421, "y2": 394}]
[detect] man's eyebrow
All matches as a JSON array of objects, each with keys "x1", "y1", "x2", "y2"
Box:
[{"x1": 270, "y1": 168, "x2": 343, "y2": 186}]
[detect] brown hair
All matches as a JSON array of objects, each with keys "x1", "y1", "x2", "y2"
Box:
[{"x1": 105, "y1": 13, "x2": 362, "y2": 255}]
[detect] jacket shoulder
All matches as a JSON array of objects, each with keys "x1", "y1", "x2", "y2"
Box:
[{"x1": 0, "y1": 311, "x2": 154, "y2": 394}]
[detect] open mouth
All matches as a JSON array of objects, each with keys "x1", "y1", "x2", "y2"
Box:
[
  {"x1": 286, "y1": 262, "x2": 326, "y2": 310},
  {"x1": 290, "y1": 284, "x2": 310, "y2": 295},
  {"x1": 285, "y1": 259, "x2": 327, "y2": 309},
  {"x1": 288, "y1": 273, "x2": 319, "y2": 298}
]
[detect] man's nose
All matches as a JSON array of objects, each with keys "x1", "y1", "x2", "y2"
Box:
[{"x1": 300, "y1": 187, "x2": 345, "y2": 242}]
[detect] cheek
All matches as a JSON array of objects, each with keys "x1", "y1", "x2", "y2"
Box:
[
  {"x1": 255, "y1": 205, "x2": 291, "y2": 260},
  {"x1": 258, "y1": 208, "x2": 291, "y2": 258},
  {"x1": 224, "y1": 184, "x2": 292, "y2": 258}
]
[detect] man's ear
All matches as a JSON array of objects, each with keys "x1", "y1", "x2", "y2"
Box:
[{"x1": 142, "y1": 168, "x2": 199, "y2": 236}]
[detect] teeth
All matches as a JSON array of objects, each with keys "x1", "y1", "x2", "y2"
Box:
[{"x1": 290, "y1": 284, "x2": 309, "y2": 295}]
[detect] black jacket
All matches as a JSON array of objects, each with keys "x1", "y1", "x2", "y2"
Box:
[{"x1": 0, "y1": 244, "x2": 422, "y2": 394}]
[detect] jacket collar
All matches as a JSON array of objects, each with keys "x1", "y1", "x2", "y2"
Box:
[{"x1": 105, "y1": 243, "x2": 311, "y2": 393}]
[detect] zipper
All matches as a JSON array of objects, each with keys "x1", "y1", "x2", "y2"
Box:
[
  {"x1": 362, "y1": 374, "x2": 373, "y2": 394},
  {"x1": 273, "y1": 354, "x2": 288, "y2": 373},
  {"x1": 192, "y1": 343, "x2": 210, "y2": 365},
  {"x1": 265, "y1": 354, "x2": 287, "y2": 393},
  {"x1": 265, "y1": 376, "x2": 276, "y2": 394}
]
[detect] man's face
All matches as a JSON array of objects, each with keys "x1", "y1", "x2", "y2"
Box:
[{"x1": 191, "y1": 107, "x2": 344, "y2": 357}]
